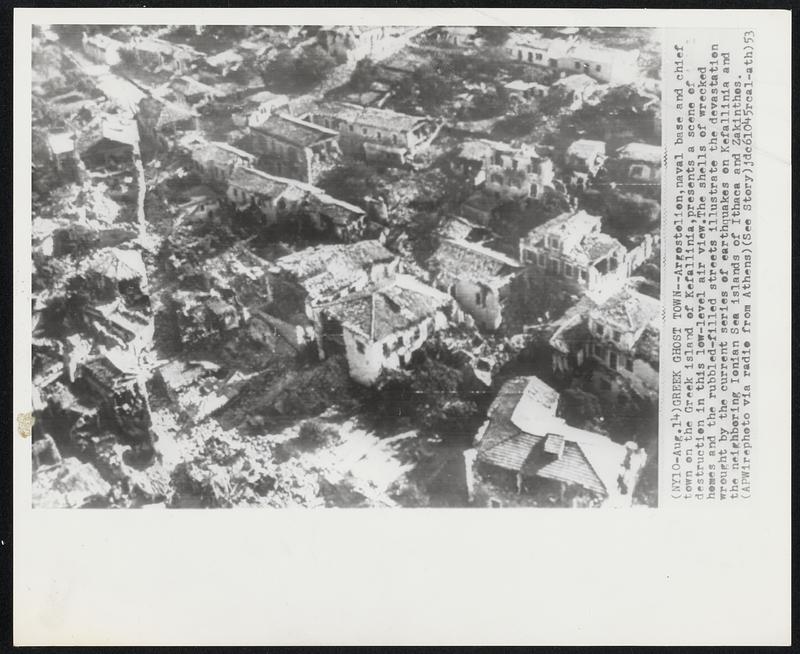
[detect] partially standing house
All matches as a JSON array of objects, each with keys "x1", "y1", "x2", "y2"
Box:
[
  {"x1": 136, "y1": 96, "x2": 199, "y2": 148},
  {"x1": 247, "y1": 113, "x2": 340, "y2": 184},
  {"x1": 320, "y1": 275, "x2": 455, "y2": 386},
  {"x1": 309, "y1": 102, "x2": 440, "y2": 166},
  {"x1": 549, "y1": 73, "x2": 600, "y2": 111},
  {"x1": 191, "y1": 140, "x2": 256, "y2": 187},
  {"x1": 471, "y1": 375, "x2": 646, "y2": 506},
  {"x1": 226, "y1": 166, "x2": 308, "y2": 226},
  {"x1": 549, "y1": 286, "x2": 660, "y2": 401},
  {"x1": 453, "y1": 139, "x2": 555, "y2": 203},
  {"x1": 270, "y1": 241, "x2": 400, "y2": 354},
  {"x1": 564, "y1": 139, "x2": 607, "y2": 185},
  {"x1": 244, "y1": 91, "x2": 291, "y2": 128},
  {"x1": 428, "y1": 239, "x2": 522, "y2": 331},
  {"x1": 519, "y1": 210, "x2": 629, "y2": 297}
]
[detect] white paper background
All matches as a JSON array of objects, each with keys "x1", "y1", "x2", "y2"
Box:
[{"x1": 13, "y1": 8, "x2": 791, "y2": 646}]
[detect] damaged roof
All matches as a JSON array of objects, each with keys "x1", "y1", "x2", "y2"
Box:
[
  {"x1": 313, "y1": 101, "x2": 431, "y2": 133},
  {"x1": 523, "y1": 210, "x2": 624, "y2": 265},
  {"x1": 251, "y1": 113, "x2": 338, "y2": 148},
  {"x1": 476, "y1": 376, "x2": 626, "y2": 497},
  {"x1": 430, "y1": 239, "x2": 521, "y2": 287},
  {"x1": 275, "y1": 240, "x2": 395, "y2": 284},
  {"x1": 591, "y1": 287, "x2": 660, "y2": 335},
  {"x1": 192, "y1": 140, "x2": 255, "y2": 168},
  {"x1": 228, "y1": 166, "x2": 293, "y2": 197},
  {"x1": 324, "y1": 275, "x2": 452, "y2": 342}
]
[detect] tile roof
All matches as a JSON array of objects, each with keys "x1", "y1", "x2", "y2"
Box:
[
  {"x1": 591, "y1": 287, "x2": 660, "y2": 334},
  {"x1": 192, "y1": 140, "x2": 255, "y2": 168},
  {"x1": 228, "y1": 166, "x2": 292, "y2": 197},
  {"x1": 251, "y1": 113, "x2": 338, "y2": 148},
  {"x1": 314, "y1": 101, "x2": 430, "y2": 133},
  {"x1": 430, "y1": 238, "x2": 521, "y2": 287},
  {"x1": 275, "y1": 240, "x2": 395, "y2": 283},
  {"x1": 476, "y1": 375, "x2": 626, "y2": 497},
  {"x1": 324, "y1": 274, "x2": 452, "y2": 342}
]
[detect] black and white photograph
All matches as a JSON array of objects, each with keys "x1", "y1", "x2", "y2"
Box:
[
  {"x1": 29, "y1": 23, "x2": 665, "y2": 509},
  {"x1": 13, "y1": 5, "x2": 794, "y2": 647}
]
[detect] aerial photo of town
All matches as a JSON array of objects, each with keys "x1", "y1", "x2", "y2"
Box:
[{"x1": 30, "y1": 24, "x2": 662, "y2": 508}]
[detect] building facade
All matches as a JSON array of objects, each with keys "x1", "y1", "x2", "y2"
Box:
[
  {"x1": 248, "y1": 113, "x2": 340, "y2": 184},
  {"x1": 519, "y1": 210, "x2": 630, "y2": 296},
  {"x1": 309, "y1": 102, "x2": 440, "y2": 165}
]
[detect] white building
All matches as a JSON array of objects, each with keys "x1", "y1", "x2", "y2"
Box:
[
  {"x1": 505, "y1": 32, "x2": 641, "y2": 85},
  {"x1": 549, "y1": 287, "x2": 660, "y2": 401},
  {"x1": 519, "y1": 210, "x2": 629, "y2": 296},
  {"x1": 320, "y1": 275, "x2": 455, "y2": 385},
  {"x1": 453, "y1": 139, "x2": 555, "y2": 202},
  {"x1": 309, "y1": 102, "x2": 440, "y2": 165}
]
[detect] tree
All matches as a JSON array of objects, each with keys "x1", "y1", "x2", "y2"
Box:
[
  {"x1": 349, "y1": 57, "x2": 379, "y2": 92},
  {"x1": 316, "y1": 162, "x2": 378, "y2": 207},
  {"x1": 560, "y1": 388, "x2": 605, "y2": 432},
  {"x1": 261, "y1": 46, "x2": 336, "y2": 92},
  {"x1": 295, "y1": 46, "x2": 337, "y2": 83},
  {"x1": 603, "y1": 191, "x2": 660, "y2": 235},
  {"x1": 476, "y1": 26, "x2": 512, "y2": 46}
]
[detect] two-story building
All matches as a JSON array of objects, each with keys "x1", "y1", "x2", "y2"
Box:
[
  {"x1": 428, "y1": 238, "x2": 522, "y2": 331},
  {"x1": 319, "y1": 274, "x2": 455, "y2": 386},
  {"x1": 519, "y1": 210, "x2": 630, "y2": 296},
  {"x1": 247, "y1": 113, "x2": 340, "y2": 184},
  {"x1": 226, "y1": 166, "x2": 367, "y2": 240},
  {"x1": 226, "y1": 166, "x2": 308, "y2": 225},
  {"x1": 309, "y1": 102, "x2": 440, "y2": 166},
  {"x1": 453, "y1": 139, "x2": 555, "y2": 202},
  {"x1": 549, "y1": 287, "x2": 660, "y2": 400}
]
